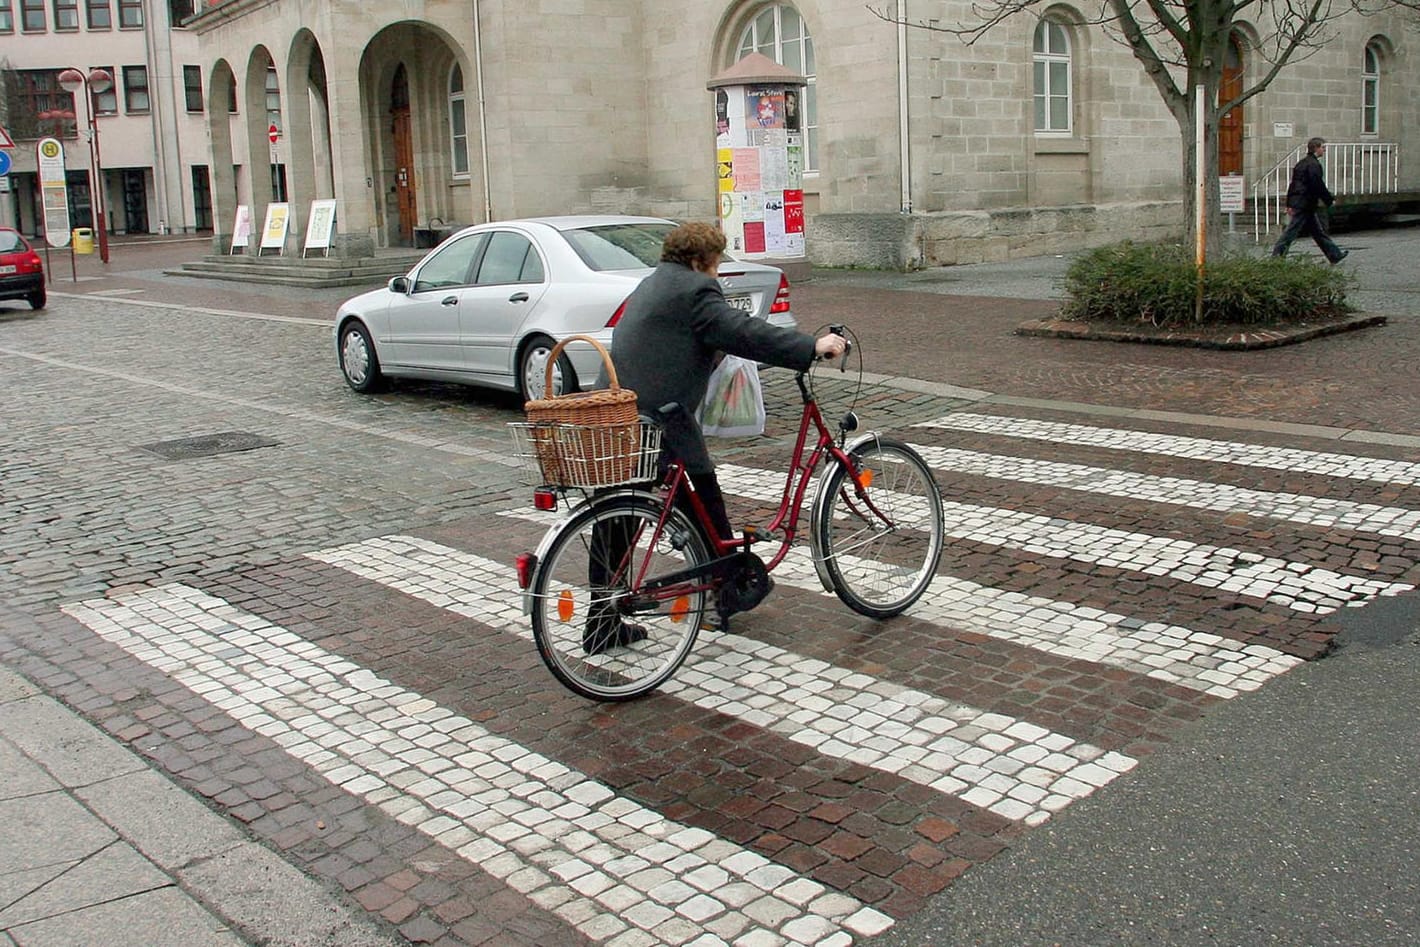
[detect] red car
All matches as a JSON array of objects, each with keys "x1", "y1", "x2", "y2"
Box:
[{"x1": 0, "y1": 228, "x2": 46, "y2": 310}]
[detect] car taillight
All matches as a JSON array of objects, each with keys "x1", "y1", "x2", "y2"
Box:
[
  {"x1": 22, "y1": 254, "x2": 42, "y2": 272},
  {"x1": 606, "y1": 298, "x2": 628, "y2": 327},
  {"x1": 769, "y1": 274, "x2": 791, "y2": 314}
]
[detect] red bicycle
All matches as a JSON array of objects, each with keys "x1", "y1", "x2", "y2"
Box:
[{"x1": 512, "y1": 326, "x2": 945, "y2": 701}]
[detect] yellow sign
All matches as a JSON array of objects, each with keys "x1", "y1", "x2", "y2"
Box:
[
  {"x1": 717, "y1": 148, "x2": 734, "y2": 193},
  {"x1": 259, "y1": 202, "x2": 291, "y2": 253}
]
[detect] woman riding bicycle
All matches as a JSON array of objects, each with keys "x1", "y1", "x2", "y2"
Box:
[{"x1": 586, "y1": 222, "x2": 846, "y2": 653}]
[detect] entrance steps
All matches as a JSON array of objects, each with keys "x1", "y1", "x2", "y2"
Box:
[{"x1": 165, "y1": 250, "x2": 426, "y2": 289}]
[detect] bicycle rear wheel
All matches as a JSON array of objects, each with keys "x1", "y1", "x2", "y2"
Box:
[
  {"x1": 814, "y1": 437, "x2": 944, "y2": 618},
  {"x1": 530, "y1": 494, "x2": 713, "y2": 701}
]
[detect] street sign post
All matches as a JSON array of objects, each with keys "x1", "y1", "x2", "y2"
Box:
[{"x1": 268, "y1": 124, "x2": 279, "y2": 144}]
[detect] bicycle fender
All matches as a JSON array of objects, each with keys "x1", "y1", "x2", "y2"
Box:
[
  {"x1": 807, "y1": 432, "x2": 884, "y2": 593},
  {"x1": 521, "y1": 489, "x2": 663, "y2": 615}
]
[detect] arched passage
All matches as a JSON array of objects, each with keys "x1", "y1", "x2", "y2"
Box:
[
  {"x1": 286, "y1": 30, "x2": 335, "y2": 227},
  {"x1": 357, "y1": 22, "x2": 478, "y2": 248}
]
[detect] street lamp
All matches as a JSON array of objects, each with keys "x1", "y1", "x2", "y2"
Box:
[{"x1": 57, "y1": 67, "x2": 113, "y2": 263}]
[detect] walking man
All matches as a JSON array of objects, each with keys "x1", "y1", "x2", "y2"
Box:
[{"x1": 1271, "y1": 137, "x2": 1348, "y2": 264}]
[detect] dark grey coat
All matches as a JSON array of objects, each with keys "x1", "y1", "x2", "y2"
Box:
[{"x1": 609, "y1": 261, "x2": 816, "y2": 473}]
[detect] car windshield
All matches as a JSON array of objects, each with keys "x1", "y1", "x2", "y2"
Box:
[
  {"x1": 562, "y1": 223, "x2": 676, "y2": 271},
  {"x1": 0, "y1": 231, "x2": 26, "y2": 253}
]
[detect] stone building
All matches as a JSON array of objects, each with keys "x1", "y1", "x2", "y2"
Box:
[{"x1": 12, "y1": 0, "x2": 1411, "y2": 266}]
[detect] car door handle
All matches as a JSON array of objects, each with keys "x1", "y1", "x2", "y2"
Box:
[
  {"x1": 508, "y1": 292, "x2": 530, "y2": 303},
  {"x1": 441, "y1": 295, "x2": 458, "y2": 306}
]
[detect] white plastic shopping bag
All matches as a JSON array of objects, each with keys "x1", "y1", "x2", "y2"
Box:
[{"x1": 697, "y1": 355, "x2": 766, "y2": 437}]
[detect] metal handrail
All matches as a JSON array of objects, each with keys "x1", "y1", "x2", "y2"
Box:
[{"x1": 1252, "y1": 141, "x2": 1399, "y2": 241}]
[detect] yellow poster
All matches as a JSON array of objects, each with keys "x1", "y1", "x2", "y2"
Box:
[
  {"x1": 717, "y1": 148, "x2": 734, "y2": 193},
  {"x1": 259, "y1": 202, "x2": 291, "y2": 253}
]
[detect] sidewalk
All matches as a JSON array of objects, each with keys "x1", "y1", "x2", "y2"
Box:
[{"x1": 0, "y1": 662, "x2": 396, "y2": 947}]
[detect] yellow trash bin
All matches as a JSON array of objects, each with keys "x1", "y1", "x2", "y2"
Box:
[{"x1": 72, "y1": 228, "x2": 94, "y2": 254}]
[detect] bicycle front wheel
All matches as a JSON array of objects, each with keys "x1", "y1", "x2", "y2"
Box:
[
  {"x1": 814, "y1": 437, "x2": 944, "y2": 618},
  {"x1": 530, "y1": 494, "x2": 713, "y2": 701}
]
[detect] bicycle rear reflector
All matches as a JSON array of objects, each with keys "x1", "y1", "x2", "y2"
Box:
[
  {"x1": 515, "y1": 553, "x2": 536, "y2": 590},
  {"x1": 534, "y1": 489, "x2": 557, "y2": 511},
  {"x1": 557, "y1": 589, "x2": 576, "y2": 622}
]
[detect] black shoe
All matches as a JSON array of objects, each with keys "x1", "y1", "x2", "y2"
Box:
[
  {"x1": 1332, "y1": 249, "x2": 1349, "y2": 264},
  {"x1": 583, "y1": 620, "x2": 648, "y2": 655}
]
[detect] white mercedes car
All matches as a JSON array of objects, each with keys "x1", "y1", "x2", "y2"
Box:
[{"x1": 334, "y1": 216, "x2": 796, "y2": 398}]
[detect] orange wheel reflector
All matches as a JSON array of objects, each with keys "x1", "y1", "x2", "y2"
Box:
[
  {"x1": 557, "y1": 589, "x2": 575, "y2": 622},
  {"x1": 856, "y1": 467, "x2": 875, "y2": 490},
  {"x1": 670, "y1": 595, "x2": 691, "y2": 624}
]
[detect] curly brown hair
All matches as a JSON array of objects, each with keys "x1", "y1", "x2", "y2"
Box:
[{"x1": 660, "y1": 222, "x2": 727, "y2": 267}]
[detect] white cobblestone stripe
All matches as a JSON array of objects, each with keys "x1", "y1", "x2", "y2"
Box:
[
  {"x1": 313, "y1": 534, "x2": 1136, "y2": 827},
  {"x1": 487, "y1": 510, "x2": 1295, "y2": 698},
  {"x1": 714, "y1": 464, "x2": 1413, "y2": 615},
  {"x1": 904, "y1": 443, "x2": 1420, "y2": 542},
  {"x1": 916, "y1": 412, "x2": 1420, "y2": 486},
  {"x1": 763, "y1": 544, "x2": 1300, "y2": 701},
  {"x1": 63, "y1": 586, "x2": 892, "y2": 946}
]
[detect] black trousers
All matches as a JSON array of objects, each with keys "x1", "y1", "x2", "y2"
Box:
[
  {"x1": 586, "y1": 469, "x2": 732, "y2": 635},
  {"x1": 1271, "y1": 209, "x2": 1343, "y2": 263}
]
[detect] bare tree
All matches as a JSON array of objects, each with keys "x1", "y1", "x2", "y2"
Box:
[{"x1": 871, "y1": 1, "x2": 1412, "y2": 254}]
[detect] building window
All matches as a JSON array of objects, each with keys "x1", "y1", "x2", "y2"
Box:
[
  {"x1": 91, "y1": 65, "x2": 117, "y2": 115},
  {"x1": 449, "y1": 64, "x2": 469, "y2": 177},
  {"x1": 1361, "y1": 42, "x2": 1381, "y2": 137},
  {"x1": 168, "y1": 0, "x2": 192, "y2": 22},
  {"x1": 52, "y1": 0, "x2": 77, "y2": 29},
  {"x1": 123, "y1": 65, "x2": 150, "y2": 112},
  {"x1": 0, "y1": 0, "x2": 13, "y2": 32},
  {"x1": 735, "y1": 4, "x2": 817, "y2": 172},
  {"x1": 264, "y1": 65, "x2": 281, "y2": 132},
  {"x1": 184, "y1": 65, "x2": 203, "y2": 112},
  {"x1": 1033, "y1": 19, "x2": 1072, "y2": 134},
  {"x1": 227, "y1": 81, "x2": 238, "y2": 113},
  {"x1": 20, "y1": 0, "x2": 44, "y2": 30},
  {"x1": 116, "y1": 0, "x2": 138, "y2": 26},
  {"x1": 9, "y1": 70, "x2": 76, "y2": 139},
  {"x1": 86, "y1": 0, "x2": 107, "y2": 27}
]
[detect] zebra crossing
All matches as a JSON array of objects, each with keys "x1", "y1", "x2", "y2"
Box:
[{"x1": 57, "y1": 406, "x2": 1420, "y2": 946}]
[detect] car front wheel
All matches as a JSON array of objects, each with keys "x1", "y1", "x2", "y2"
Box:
[
  {"x1": 520, "y1": 336, "x2": 578, "y2": 400},
  {"x1": 339, "y1": 320, "x2": 385, "y2": 393}
]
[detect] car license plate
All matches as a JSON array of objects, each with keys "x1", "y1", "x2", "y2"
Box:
[
  {"x1": 726, "y1": 294, "x2": 754, "y2": 313},
  {"x1": 0, "y1": 265, "x2": 15, "y2": 275}
]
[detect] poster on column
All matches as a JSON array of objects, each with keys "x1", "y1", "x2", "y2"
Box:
[
  {"x1": 760, "y1": 146, "x2": 789, "y2": 192},
  {"x1": 746, "y1": 89, "x2": 785, "y2": 131},
  {"x1": 229, "y1": 204, "x2": 252, "y2": 253},
  {"x1": 260, "y1": 202, "x2": 291, "y2": 254},
  {"x1": 717, "y1": 149, "x2": 734, "y2": 192},
  {"x1": 763, "y1": 194, "x2": 787, "y2": 254},
  {"x1": 783, "y1": 189, "x2": 805, "y2": 257},
  {"x1": 732, "y1": 148, "x2": 761, "y2": 191}
]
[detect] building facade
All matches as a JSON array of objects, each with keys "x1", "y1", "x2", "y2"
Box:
[
  {"x1": 6, "y1": 1, "x2": 1413, "y2": 266},
  {"x1": 0, "y1": 0, "x2": 213, "y2": 238}
]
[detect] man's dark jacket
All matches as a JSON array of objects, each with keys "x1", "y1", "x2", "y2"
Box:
[
  {"x1": 610, "y1": 261, "x2": 815, "y2": 473},
  {"x1": 1285, "y1": 153, "x2": 1334, "y2": 212}
]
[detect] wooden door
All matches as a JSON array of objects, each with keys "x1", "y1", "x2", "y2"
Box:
[
  {"x1": 392, "y1": 106, "x2": 416, "y2": 244},
  {"x1": 1219, "y1": 37, "x2": 1244, "y2": 176}
]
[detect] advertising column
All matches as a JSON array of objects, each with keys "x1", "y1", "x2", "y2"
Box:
[{"x1": 707, "y1": 55, "x2": 807, "y2": 266}]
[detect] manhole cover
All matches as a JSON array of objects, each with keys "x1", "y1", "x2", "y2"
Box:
[{"x1": 138, "y1": 432, "x2": 280, "y2": 460}]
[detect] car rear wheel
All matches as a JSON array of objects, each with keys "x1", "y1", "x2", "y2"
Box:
[
  {"x1": 339, "y1": 320, "x2": 385, "y2": 393},
  {"x1": 27, "y1": 288, "x2": 45, "y2": 310},
  {"x1": 520, "y1": 336, "x2": 578, "y2": 400}
]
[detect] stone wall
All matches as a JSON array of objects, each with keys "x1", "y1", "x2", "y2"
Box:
[{"x1": 810, "y1": 201, "x2": 1182, "y2": 269}]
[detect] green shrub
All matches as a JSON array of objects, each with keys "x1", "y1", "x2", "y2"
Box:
[{"x1": 1060, "y1": 242, "x2": 1352, "y2": 327}]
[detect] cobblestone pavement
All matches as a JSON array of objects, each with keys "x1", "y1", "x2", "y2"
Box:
[{"x1": 3, "y1": 237, "x2": 1419, "y2": 944}]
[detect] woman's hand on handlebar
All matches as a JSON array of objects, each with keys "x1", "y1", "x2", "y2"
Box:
[{"x1": 814, "y1": 334, "x2": 848, "y2": 361}]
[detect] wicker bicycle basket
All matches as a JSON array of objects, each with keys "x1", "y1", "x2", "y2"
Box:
[{"x1": 521, "y1": 334, "x2": 641, "y2": 487}]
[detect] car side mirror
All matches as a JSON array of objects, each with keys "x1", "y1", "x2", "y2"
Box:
[{"x1": 389, "y1": 276, "x2": 410, "y2": 294}]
